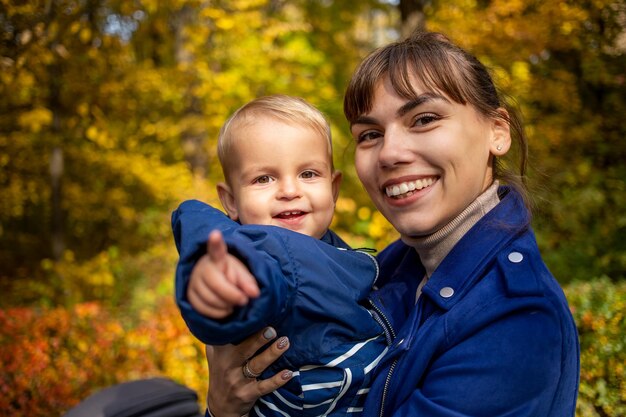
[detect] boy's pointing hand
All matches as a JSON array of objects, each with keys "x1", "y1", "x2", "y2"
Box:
[{"x1": 187, "y1": 230, "x2": 260, "y2": 319}]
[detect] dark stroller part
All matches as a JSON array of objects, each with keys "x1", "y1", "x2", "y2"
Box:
[{"x1": 62, "y1": 377, "x2": 203, "y2": 417}]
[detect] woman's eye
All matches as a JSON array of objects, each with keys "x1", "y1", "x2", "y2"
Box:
[
  {"x1": 255, "y1": 175, "x2": 273, "y2": 184},
  {"x1": 356, "y1": 130, "x2": 382, "y2": 144},
  {"x1": 413, "y1": 113, "x2": 440, "y2": 127},
  {"x1": 300, "y1": 170, "x2": 317, "y2": 179}
]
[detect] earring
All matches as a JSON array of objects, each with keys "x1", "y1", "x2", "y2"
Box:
[{"x1": 496, "y1": 144, "x2": 503, "y2": 151}]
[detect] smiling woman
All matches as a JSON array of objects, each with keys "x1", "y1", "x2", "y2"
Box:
[
  {"x1": 349, "y1": 78, "x2": 511, "y2": 238},
  {"x1": 343, "y1": 31, "x2": 579, "y2": 417}
]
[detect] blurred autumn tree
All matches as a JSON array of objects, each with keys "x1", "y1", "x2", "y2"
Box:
[{"x1": 1, "y1": 0, "x2": 624, "y2": 308}]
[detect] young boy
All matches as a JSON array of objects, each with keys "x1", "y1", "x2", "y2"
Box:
[{"x1": 172, "y1": 95, "x2": 388, "y2": 416}]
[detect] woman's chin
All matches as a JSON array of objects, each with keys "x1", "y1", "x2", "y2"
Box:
[{"x1": 399, "y1": 230, "x2": 434, "y2": 246}]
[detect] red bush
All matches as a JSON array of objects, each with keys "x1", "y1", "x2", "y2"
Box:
[{"x1": 0, "y1": 299, "x2": 206, "y2": 416}]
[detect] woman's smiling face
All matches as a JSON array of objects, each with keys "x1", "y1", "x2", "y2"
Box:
[{"x1": 351, "y1": 75, "x2": 509, "y2": 243}]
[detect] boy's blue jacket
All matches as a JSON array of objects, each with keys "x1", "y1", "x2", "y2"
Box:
[
  {"x1": 172, "y1": 200, "x2": 387, "y2": 415},
  {"x1": 363, "y1": 186, "x2": 580, "y2": 417},
  {"x1": 172, "y1": 200, "x2": 383, "y2": 356}
]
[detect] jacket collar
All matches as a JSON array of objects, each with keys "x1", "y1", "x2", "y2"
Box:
[
  {"x1": 320, "y1": 229, "x2": 351, "y2": 249},
  {"x1": 420, "y1": 186, "x2": 531, "y2": 310}
]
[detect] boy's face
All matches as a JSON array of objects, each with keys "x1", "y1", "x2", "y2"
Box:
[{"x1": 218, "y1": 116, "x2": 341, "y2": 239}]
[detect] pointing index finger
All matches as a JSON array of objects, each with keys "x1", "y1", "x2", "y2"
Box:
[{"x1": 208, "y1": 230, "x2": 227, "y2": 263}]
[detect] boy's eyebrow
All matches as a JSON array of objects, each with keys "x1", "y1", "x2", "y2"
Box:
[
  {"x1": 239, "y1": 159, "x2": 330, "y2": 177},
  {"x1": 351, "y1": 93, "x2": 450, "y2": 126},
  {"x1": 240, "y1": 165, "x2": 273, "y2": 176}
]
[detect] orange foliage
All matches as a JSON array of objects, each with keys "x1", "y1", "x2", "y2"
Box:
[{"x1": 0, "y1": 298, "x2": 206, "y2": 416}]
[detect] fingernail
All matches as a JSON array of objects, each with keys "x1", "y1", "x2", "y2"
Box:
[
  {"x1": 277, "y1": 336, "x2": 289, "y2": 350},
  {"x1": 281, "y1": 370, "x2": 293, "y2": 380},
  {"x1": 263, "y1": 327, "x2": 277, "y2": 340}
]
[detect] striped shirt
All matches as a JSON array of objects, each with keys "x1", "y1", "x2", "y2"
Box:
[{"x1": 251, "y1": 332, "x2": 388, "y2": 417}]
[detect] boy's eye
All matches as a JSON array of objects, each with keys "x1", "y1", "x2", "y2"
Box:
[
  {"x1": 300, "y1": 170, "x2": 318, "y2": 179},
  {"x1": 254, "y1": 175, "x2": 273, "y2": 184}
]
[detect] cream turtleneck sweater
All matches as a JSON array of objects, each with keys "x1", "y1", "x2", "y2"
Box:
[{"x1": 408, "y1": 181, "x2": 501, "y2": 302}]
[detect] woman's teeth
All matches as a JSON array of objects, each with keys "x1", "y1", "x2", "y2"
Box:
[{"x1": 385, "y1": 178, "x2": 435, "y2": 198}]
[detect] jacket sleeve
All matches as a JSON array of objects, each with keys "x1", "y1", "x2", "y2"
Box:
[{"x1": 172, "y1": 200, "x2": 296, "y2": 345}]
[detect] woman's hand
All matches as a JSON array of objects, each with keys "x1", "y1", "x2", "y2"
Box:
[{"x1": 205, "y1": 327, "x2": 292, "y2": 417}]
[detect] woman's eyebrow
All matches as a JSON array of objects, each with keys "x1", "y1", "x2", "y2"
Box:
[
  {"x1": 396, "y1": 93, "x2": 449, "y2": 118},
  {"x1": 351, "y1": 93, "x2": 450, "y2": 127},
  {"x1": 351, "y1": 115, "x2": 378, "y2": 126}
]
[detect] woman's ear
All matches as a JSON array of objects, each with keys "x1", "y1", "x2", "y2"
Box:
[
  {"x1": 331, "y1": 170, "x2": 343, "y2": 203},
  {"x1": 217, "y1": 182, "x2": 239, "y2": 221},
  {"x1": 491, "y1": 108, "x2": 512, "y2": 155}
]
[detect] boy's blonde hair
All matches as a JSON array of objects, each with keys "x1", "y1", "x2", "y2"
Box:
[{"x1": 217, "y1": 95, "x2": 333, "y2": 181}]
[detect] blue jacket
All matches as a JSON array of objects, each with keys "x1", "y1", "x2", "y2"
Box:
[
  {"x1": 363, "y1": 186, "x2": 580, "y2": 417},
  {"x1": 172, "y1": 200, "x2": 388, "y2": 416}
]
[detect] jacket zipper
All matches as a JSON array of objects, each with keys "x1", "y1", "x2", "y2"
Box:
[
  {"x1": 367, "y1": 299, "x2": 397, "y2": 417},
  {"x1": 374, "y1": 301, "x2": 441, "y2": 417},
  {"x1": 380, "y1": 359, "x2": 397, "y2": 417},
  {"x1": 368, "y1": 299, "x2": 395, "y2": 346}
]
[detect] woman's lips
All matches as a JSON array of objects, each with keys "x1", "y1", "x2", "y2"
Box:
[{"x1": 385, "y1": 177, "x2": 437, "y2": 199}]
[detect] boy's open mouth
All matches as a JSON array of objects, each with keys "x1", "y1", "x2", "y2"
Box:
[{"x1": 274, "y1": 211, "x2": 306, "y2": 219}]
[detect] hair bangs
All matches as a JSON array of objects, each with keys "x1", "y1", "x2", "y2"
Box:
[{"x1": 393, "y1": 44, "x2": 470, "y2": 106}]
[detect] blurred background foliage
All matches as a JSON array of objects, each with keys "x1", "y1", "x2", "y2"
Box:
[{"x1": 0, "y1": 0, "x2": 624, "y2": 416}]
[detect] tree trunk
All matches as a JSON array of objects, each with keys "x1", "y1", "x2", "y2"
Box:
[
  {"x1": 174, "y1": 6, "x2": 208, "y2": 179},
  {"x1": 50, "y1": 145, "x2": 64, "y2": 261},
  {"x1": 399, "y1": 0, "x2": 428, "y2": 37},
  {"x1": 47, "y1": 11, "x2": 64, "y2": 261}
]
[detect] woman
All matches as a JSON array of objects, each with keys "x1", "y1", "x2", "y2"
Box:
[{"x1": 203, "y1": 31, "x2": 580, "y2": 417}]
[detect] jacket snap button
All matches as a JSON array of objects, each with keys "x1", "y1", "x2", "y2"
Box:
[
  {"x1": 439, "y1": 287, "x2": 454, "y2": 298},
  {"x1": 508, "y1": 251, "x2": 524, "y2": 263}
]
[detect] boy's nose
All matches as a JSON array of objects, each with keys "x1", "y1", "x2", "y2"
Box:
[{"x1": 277, "y1": 178, "x2": 301, "y2": 200}]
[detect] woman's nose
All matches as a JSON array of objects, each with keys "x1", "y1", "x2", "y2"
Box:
[{"x1": 378, "y1": 129, "x2": 413, "y2": 168}]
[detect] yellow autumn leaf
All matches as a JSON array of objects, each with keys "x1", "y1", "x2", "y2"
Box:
[
  {"x1": 357, "y1": 206, "x2": 371, "y2": 221},
  {"x1": 17, "y1": 107, "x2": 53, "y2": 132}
]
